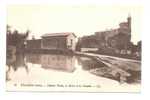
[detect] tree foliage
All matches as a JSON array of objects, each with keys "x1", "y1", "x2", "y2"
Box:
[{"x1": 7, "y1": 25, "x2": 30, "y2": 50}]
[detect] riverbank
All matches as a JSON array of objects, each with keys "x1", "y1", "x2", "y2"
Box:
[
  {"x1": 26, "y1": 49, "x2": 140, "y2": 60},
  {"x1": 85, "y1": 51, "x2": 141, "y2": 61},
  {"x1": 25, "y1": 48, "x2": 75, "y2": 56}
]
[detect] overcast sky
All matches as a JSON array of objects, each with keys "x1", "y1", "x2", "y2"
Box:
[{"x1": 7, "y1": 5, "x2": 142, "y2": 44}]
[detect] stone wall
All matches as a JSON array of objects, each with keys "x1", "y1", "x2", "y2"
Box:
[{"x1": 41, "y1": 36, "x2": 67, "y2": 50}]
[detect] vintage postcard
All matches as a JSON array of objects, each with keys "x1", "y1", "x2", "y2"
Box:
[{"x1": 6, "y1": 5, "x2": 142, "y2": 92}]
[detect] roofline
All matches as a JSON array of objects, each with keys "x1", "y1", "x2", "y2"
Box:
[
  {"x1": 71, "y1": 33, "x2": 77, "y2": 38},
  {"x1": 27, "y1": 39, "x2": 42, "y2": 41},
  {"x1": 41, "y1": 32, "x2": 77, "y2": 38}
]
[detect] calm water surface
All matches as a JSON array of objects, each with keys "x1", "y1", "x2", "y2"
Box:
[{"x1": 6, "y1": 53, "x2": 141, "y2": 92}]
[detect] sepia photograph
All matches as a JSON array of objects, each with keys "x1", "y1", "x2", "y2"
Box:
[{"x1": 6, "y1": 5, "x2": 142, "y2": 92}]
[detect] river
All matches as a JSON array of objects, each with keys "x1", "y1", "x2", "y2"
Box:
[{"x1": 6, "y1": 53, "x2": 141, "y2": 92}]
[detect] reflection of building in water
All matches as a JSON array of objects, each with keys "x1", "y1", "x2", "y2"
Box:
[
  {"x1": 26, "y1": 54, "x2": 41, "y2": 64},
  {"x1": 41, "y1": 54, "x2": 76, "y2": 72}
]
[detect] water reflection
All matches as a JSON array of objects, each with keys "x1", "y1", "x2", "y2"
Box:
[
  {"x1": 78, "y1": 57, "x2": 122, "y2": 82},
  {"x1": 6, "y1": 53, "x2": 141, "y2": 84},
  {"x1": 77, "y1": 56, "x2": 140, "y2": 83},
  {"x1": 26, "y1": 54, "x2": 41, "y2": 64},
  {"x1": 6, "y1": 54, "x2": 29, "y2": 81},
  {"x1": 26, "y1": 54, "x2": 76, "y2": 72},
  {"x1": 41, "y1": 54, "x2": 76, "y2": 72},
  {"x1": 77, "y1": 57, "x2": 107, "y2": 70}
]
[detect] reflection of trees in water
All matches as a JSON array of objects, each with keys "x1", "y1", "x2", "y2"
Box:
[
  {"x1": 6, "y1": 25, "x2": 30, "y2": 81},
  {"x1": 6, "y1": 53, "x2": 29, "y2": 81}
]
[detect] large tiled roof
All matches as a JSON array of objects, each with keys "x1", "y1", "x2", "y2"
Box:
[{"x1": 42, "y1": 32, "x2": 76, "y2": 37}]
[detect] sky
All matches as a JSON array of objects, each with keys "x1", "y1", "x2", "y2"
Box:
[{"x1": 7, "y1": 5, "x2": 142, "y2": 44}]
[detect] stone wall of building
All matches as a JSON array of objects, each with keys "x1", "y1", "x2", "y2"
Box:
[
  {"x1": 41, "y1": 36, "x2": 67, "y2": 50},
  {"x1": 96, "y1": 16, "x2": 131, "y2": 51},
  {"x1": 79, "y1": 16, "x2": 132, "y2": 54}
]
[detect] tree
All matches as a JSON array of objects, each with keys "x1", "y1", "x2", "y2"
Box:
[
  {"x1": 75, "y1": 38, "x2": 82, "y2": 51},
  {"x1": 7, "y1": 25, "x2": 30, "y2": 53}
]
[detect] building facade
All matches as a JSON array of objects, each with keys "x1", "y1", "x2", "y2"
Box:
[
  {"x1": 41, "y1": 32, "x2": 76, "y2": 51},
  {"x1": 78, "y1": 16, "x2": 132, "y2": 54},
  {"x1": 95, "y1": 16, "x2": 131, "y2": 48},
  {"x1": 94, "y1": 16, "x2": 132, "y2": 53}
]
